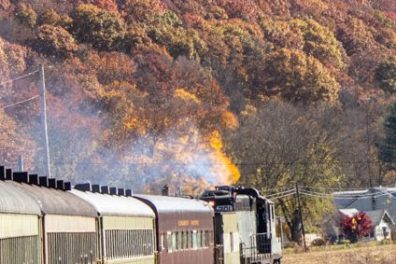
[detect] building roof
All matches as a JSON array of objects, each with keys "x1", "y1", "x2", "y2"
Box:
[
  {"x1": 333, "y1": 187, "x2": 396, "y2": 220},
  {"x1": 339, "y1": 208, "x2": 359, "y2": 217},
  {"x1": 365, "y1": 209, "x2": 395, "y2": 226},
  {"x1": 0, "y1": 181, "x2": 41, "y2": 215},
  {"x1": 7, "y1": 181, "x2": 97, "y2": 217},
  {"x1": 134, "y1": 194, "x2": 214, "y2": 214},
  {"x1": 70, "y1": 190, "x2": 155, "y2": 218}
]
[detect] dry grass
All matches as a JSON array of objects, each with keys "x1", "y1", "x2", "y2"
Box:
[{"x1": 283, "y1": 243, "x2": 396, "y2": 264}]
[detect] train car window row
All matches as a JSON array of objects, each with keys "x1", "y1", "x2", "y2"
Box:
[
  {"x1": 105, "y1": 229, "x2": 154, "y2": 259},
  {"x1": 163, "y1": 230, "x2": 211, "y2": 252},
  {"x1": 47, "y1": 232, "x2": 97, "y2": 264},
  {"x1": 0, "y1": 236, "x2": 39, "y2": 264}
]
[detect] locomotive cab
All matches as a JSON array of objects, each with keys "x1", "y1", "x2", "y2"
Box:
[{"x1": 201, "y1": 186, "x2": 282, "y2": 264}]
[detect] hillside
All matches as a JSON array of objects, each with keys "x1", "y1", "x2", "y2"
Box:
[{"x1": 0, "y1": 0, "x2": 395, "y2": 196}]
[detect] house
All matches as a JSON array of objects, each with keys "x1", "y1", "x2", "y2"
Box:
[
  {"x1": 323, "y1": 208, "x2": 395, "y2": 242},
  {"x1": 365, "y1": 209, "x2": 395, "y2": 241},
  {"x1": 333, "y1": 187, "x2": 396, "y2": 223},
  {"x1": 322, "y1": 208, "x2": 359, "y2": 242}
]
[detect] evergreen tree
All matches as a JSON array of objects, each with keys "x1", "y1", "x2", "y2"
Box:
[{"x1": 379, "y1": 103, "x2": 396, "y2": 169}]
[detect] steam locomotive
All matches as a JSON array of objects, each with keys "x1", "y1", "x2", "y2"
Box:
[{"x1": 0, "y1": 166, "x2": 282, "y2": 264}]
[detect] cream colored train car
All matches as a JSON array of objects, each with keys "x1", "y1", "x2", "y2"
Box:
[
  {"x1": 0, "y1": 180, "x2": 42, "y2": 264},
  {"x1": 7, "y1": 175, "x2": 98, "y2": 264},
  {"x1": 71, "y1": 184, "x2": 156, "y2": 264}
]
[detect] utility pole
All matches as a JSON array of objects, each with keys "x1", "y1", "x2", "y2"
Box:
[
  {"x1": 18, "y1": 155, "x2": 24, "y2": 171},
  {"x1": 295, "y1": 183, "x2": 307, "y2": 251},
  {"x1": 366, "y1": 100, "x2": 372, "y2": 189},
  {"x1": 39, "y1": 64, "x2": 51, "y2": 178}
]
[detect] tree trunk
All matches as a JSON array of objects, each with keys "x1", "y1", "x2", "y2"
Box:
[{"x1": 290, "y1": 209, "x2": 302, "y2": 244}]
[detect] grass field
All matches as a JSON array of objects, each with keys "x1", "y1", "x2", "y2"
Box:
[{"x1": 283, "y1": 243, "x2": 396, "y2": 264}]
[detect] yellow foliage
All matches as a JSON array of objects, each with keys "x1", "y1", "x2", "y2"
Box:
[
  {"x1": 220, "y1": 111, "x2": 239, "y2": 129},
  {"x1": 174, "y1": 88, "x2": 200, "y2": 104}
]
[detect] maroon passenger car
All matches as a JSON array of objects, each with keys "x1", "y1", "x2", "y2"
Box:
[{"x1": 134, "y1": 194, "x2": 215, "y2": 264}]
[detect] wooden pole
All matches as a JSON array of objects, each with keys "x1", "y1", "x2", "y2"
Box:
[{"x1": 296, "y1": 183, "x2": 307, "y2": 251}]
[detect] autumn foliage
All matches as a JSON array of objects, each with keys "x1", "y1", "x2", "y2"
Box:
[{"x1": 0, "y1": 0, "x2": 395, "y2": 196}]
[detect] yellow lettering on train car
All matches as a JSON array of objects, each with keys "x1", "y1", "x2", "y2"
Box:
[
  {"x1": 190, "y1": 220, "x2": 199, "y2": 226},
  {"x1": 178, "y1": 220, "x2": 189, "y2": 227}
]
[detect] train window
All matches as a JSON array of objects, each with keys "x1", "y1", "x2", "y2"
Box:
[
  {"x1": 177, "y1": 231, "x2": 182, "y2": 250},
  {"x1": 172, "y1": 232, "x2": 177, "y2": 251},
  {"x1": 182, "y1": 231, "x2": 187, "y2": 249},
  {"x1": 188, "y1": 231, "x2": 193, "y2": 249},
  {"x1": 159, "y1": 234, "x2": 164, "y2": 251},
  {"x1": 192, "y1": 230, "x2": 198, "y2": 249},
  {"x1": 167, "y1": 232, "x2": 173, "y2": 252},
  {"x1": 197, "y1": 231, "x2": 202, "y2": 248}
]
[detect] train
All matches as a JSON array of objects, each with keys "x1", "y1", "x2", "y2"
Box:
[{"x1": 0, "y1": 166, "x2": 282, "y2": 264}]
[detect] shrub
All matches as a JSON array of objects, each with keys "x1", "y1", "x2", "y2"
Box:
[
  {"x1": 38, "y1": 9, "x2": 61, "y2": 26},
  {"x1": 375, "y1": 57, "x2": 396, "y2": 93},
  {"x1": 341, "y1": 212, "x2": 373, "y2": 243},
  {"x1": 257, "y1": 48, "x2": 340, "y2": 104},
  {"x1": 71, "y1": 4, "x2": 126, "y2": 51},
  {"x1": 15, "y1": 3, "x2": 37, "y2": 28},
  {"x1": 35, "y1": 25, "x2": 78, "y2": 58},
  {"x1": 291, "y1": 19, "x2": 344, "y2": 68}
]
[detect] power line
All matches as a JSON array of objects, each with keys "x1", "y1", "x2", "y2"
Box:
[
  {"x1": 266, "y1": 188, "x2": 296, "y2": 198},
  {"x1": 0, "y1": 71, "x2": 39, "y2": 87},
  {"x1": 268, "y1": 191, "x2": 297, "y2": 199},
  {"x1": 1, "y1": 95, "x2": 39, "y2": 110}
]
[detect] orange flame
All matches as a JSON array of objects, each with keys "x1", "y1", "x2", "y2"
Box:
[{"x1": 209, "y1": 130, "x2": 240, "y2": 184}]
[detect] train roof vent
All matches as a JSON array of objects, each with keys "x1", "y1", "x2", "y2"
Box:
[
  {"x1": 92, "y1": 184, "x2": 100, "y2": 193},
  {"x1": 48, "y1": 178, "x2": 56, "y2": 188},
  {"x1": 101, "y1": 186, "x2": 109, "y2": 194},
  {"x1": 56, "y1": 180, "x2": 64, "y2": 190},
  {"x1": 64, "y1": 182, "x2": 72, "y2": 191},
  {"x1": 13, "y1": 172, "x2": 28, "y2": 183},
  {"x1": 75, "y1": 183, "x2": 91, "y2": 192},
  {"x1": 5, "y1": 169, "x2": 12, "y2": 180},
  {"x1": 0, "y1": 166, "x2": 5, "y2": 180},
  {"x1": 39, "y1": 176, "x2": 48, "y2": 187},
  {"x1": 110, "y1": 187, "x2": 117, "y2": 195},
  {"x1": 125, "y1": 189, "x2": 132, "y2": 197},
  {"x1": 29, "y1": 174, "x2": 38, "y2": 185}
]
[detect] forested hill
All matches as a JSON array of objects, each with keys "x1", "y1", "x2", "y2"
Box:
[{"x1": 0, "y1": 0, "x2": 395, "y2": 194}]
